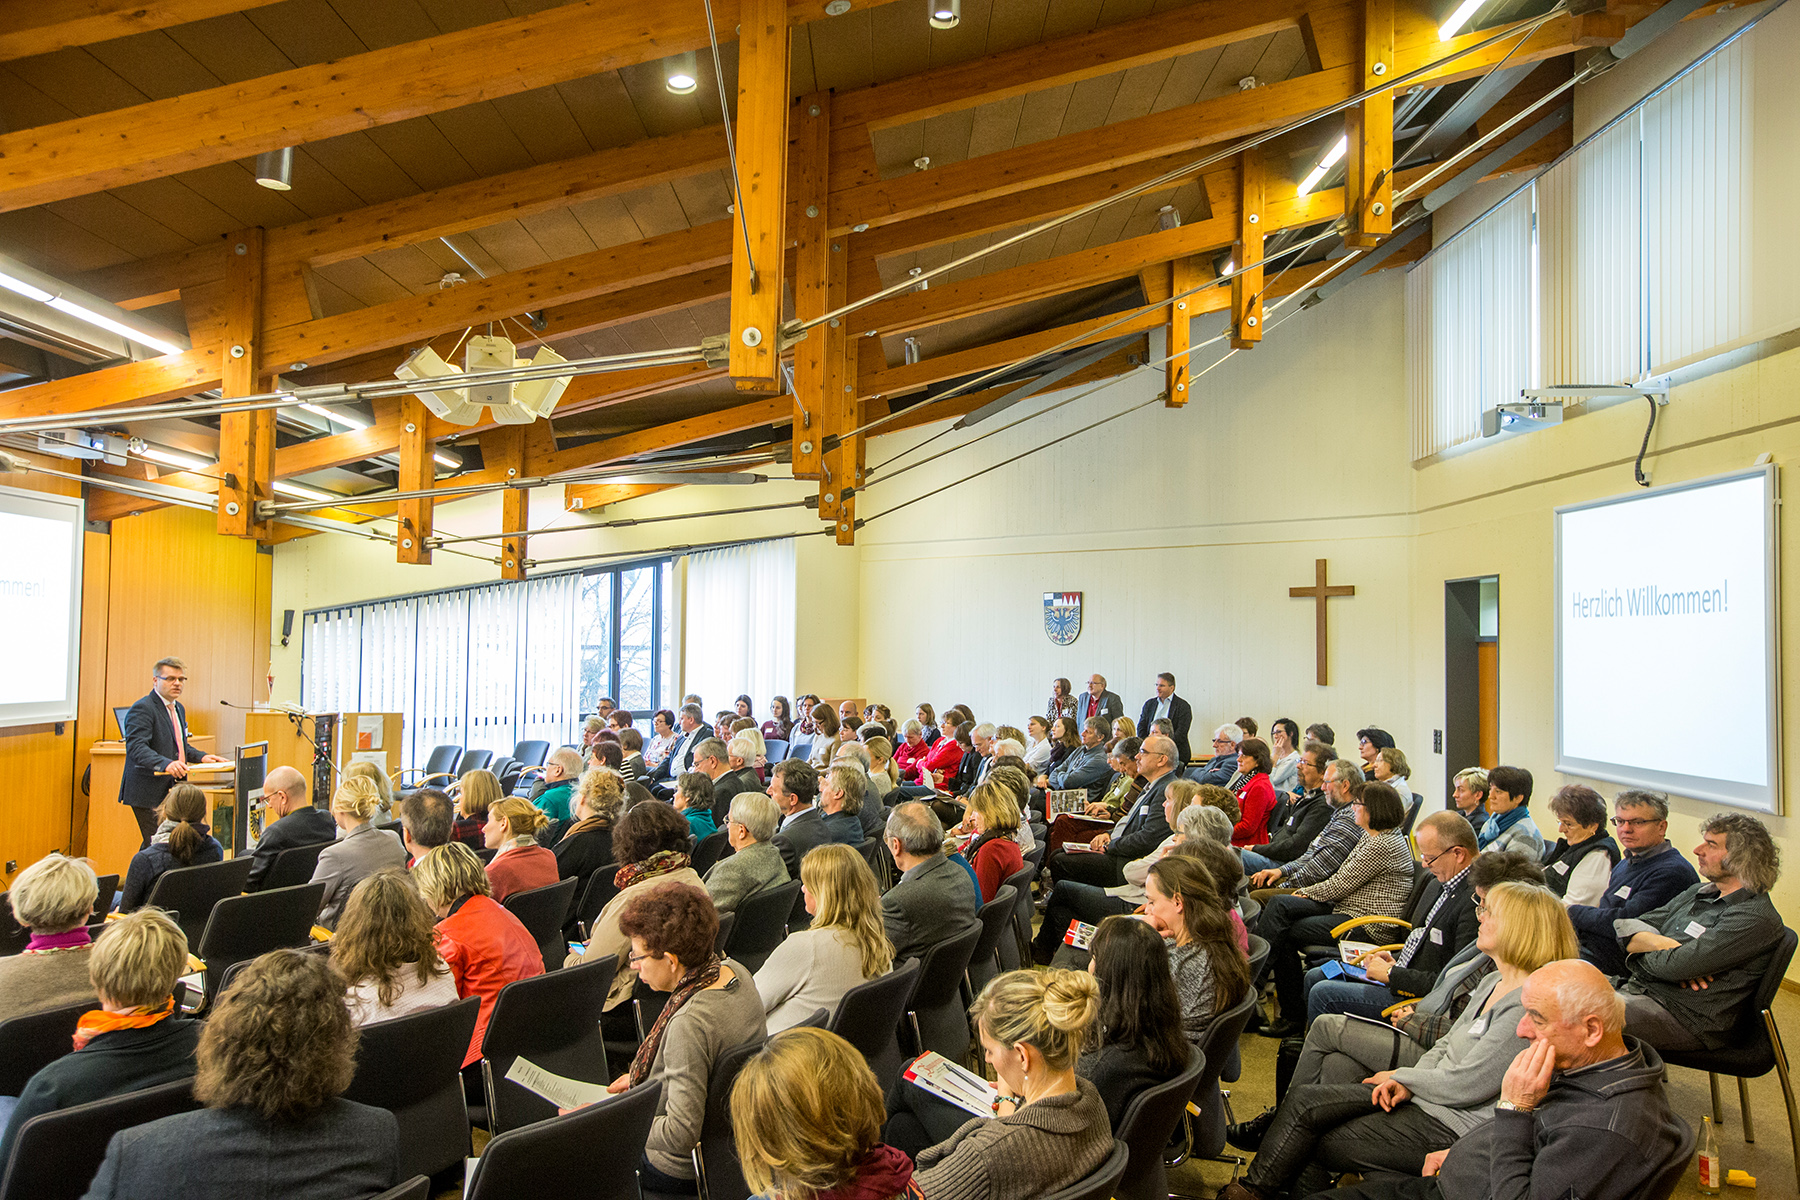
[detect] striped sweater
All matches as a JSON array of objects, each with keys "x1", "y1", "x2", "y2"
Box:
[{"x1": 1298, "y1": 830, "x2": 1415, "y2": 920}]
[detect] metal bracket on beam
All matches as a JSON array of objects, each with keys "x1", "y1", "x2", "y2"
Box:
[
  {"x1": 1522, "y1": 385, "x2": 1669, "y2": 406},
  {"x1": 700, "y1": 333, "x2": 733, "y2": 368},
  {"x1": 779, "y1": 320, "x2": 811, "y2": 352}
]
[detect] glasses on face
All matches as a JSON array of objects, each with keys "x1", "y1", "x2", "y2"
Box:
[
  {"x1": 627, "y1": 949, "x2": 659, "y2": 967},
  {"x1": 1419, "y1": 847, "x2": 1451, "y2": 868},
  {"x1": 157, "y1": 674, "x2": 188, "y2": 684},
  {"x1": 1612, "y1": 817, "x2": 1661, "y2": 829},
  {"x1": 1475, "y1": 901, "x2": 1491, "y2": 918}
]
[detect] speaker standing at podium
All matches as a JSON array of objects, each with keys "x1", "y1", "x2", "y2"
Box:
[{"x1": 119, "y1": 657, "x2": 228, "y2": 849}]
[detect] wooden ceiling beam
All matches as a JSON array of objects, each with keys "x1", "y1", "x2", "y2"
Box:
[
  {"x1": 533, "y1": 396, "x2": 791, "y2": 476},
  {"x1": 864, "y1": 308, "x2": 1164, "y2": 400},
  {"x1": 869, "y1": 337, "x2": 1148, "y2": 437},
  {"x1": 1230, "y1": 148, "x2": 1266, "y2": 348},
  {"x1": 1346, "y1": 0, "x2": 1395, "y2": 248},
  {"x1": 728, "y1": 0, "x2": 791, "y2": 394},
  {"x1": 0, "y1": 0, "x2": 286, "y2": 61},
  {"x1": 0, "y1": 346, "x2": 223, "y2": 421}
]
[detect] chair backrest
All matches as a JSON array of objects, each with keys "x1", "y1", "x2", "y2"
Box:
[
  {"x1": 576, "y1": 865, "x2": 621, "y2": 938},
  {"x1": 830, "y1": 957, "x2": 921, "y2": 1093},
  {"x1": 197, "y1": 881, "x2": 328, "y2": 1006},
  {"x1": 480, "y1": 954, "x2": 620, "y2": 1133},
  {"x1": 93, "y1": 875, "x2": 120, "y2": 916},
  {"x1": 1401, "y1": 793, "x2": 1424, "y2": 835},
  {"x1": 502, "y1": 878, "x2": 578, "y2": 974},
  {"x1": 465, "y1": 1076, "x2": 663, "y2": 1200},
  {"x1": 368, "y1": 1177, "x2": 432, "y2": 1200},
  {"x1": 210, "y1": 940, "x2": 330, "y2": 999},
  {"x1": 488, "y1": 757, "x2": 520, "y2": 792},
  {"x1": 724, "y1": 878, "x2": 802, "y2": 973},
  {"x1": 909, "y1": 922, "x2": 985, "y2": 1011},
  {"x1": 0, "y1": 997, "x2": 101, "y2": 1095},
  {"x1": 456, "y1": 749, "x2": 495, "y2": 777},
  {"x1": 691, "y1": 828, "x2": 731, "y2": 877},
  {"x1": 1187, "y1": 982, "x2": 1262, "y2": 1161},
  {"x1": 0, "y1": 1077, "x2": 201, "y2": 1200},
  {"x1": 967, "y1": 885, "x2": 1017, "y2": 992},
  {"x1": 0, "y1": 898, "x2": 28, "y2": 957},
  {"x1": 1037, "y1": 1139, "x2": 1130, "y2": 1200},
  {"x1": 422, "y1": 744, "x2": 462, "y2": 778},
  {"x1": 1237, "y1": 894, "x2": 1262, "y2": 933},
  {"x1": 262, "y1": 839, "x2": 332, "y2": 891},
  {"x1": 763, "y1": 738, "x2": 789, "y2": 762},
  {"x1": 511, "y1": 740, "x2": 551, "y2": 767},
  {"x1": 1245, "y1": 933, "x2": 1270, "y2": 983},
  {"x1": 1113, "y1": 1049, "x2": 1209, "y2": 1200},
  {"x1": 1002, "y1": 862, "x2": 1037, "y2": 949},
  {"x1": 342, "y1": 995, "x2": 480, "y2": 1182},
  {"x1": 142, "y1": 855, "x2": 256, "y2": 950},
  {"x1": 693, "y1": 1034, "x2": 770, "y2": 1200}
]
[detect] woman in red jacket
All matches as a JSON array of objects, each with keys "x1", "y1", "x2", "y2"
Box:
[
  {"x1": 893, "y1": 720, "x2": 932, "y2": 784},
  {"x1": 483, "y1": 797, "x2": 559, "y2": 902},
  {"x1": 914, "y1": 714, "x2": 965, "y2": 792},
  {"x1": 413, "y1": 842, "x2": 544, "y2": 1066},
  {"x1": 1230, "y1": 737, "x2": 1278, "y2": 847},
  {"x1": 964, "y1": 781, "x2": 1025, "y2": 903}
]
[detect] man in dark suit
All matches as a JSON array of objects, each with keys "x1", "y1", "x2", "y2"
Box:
[
  {"x1": 881, "y1": 801, "x2": 979, "y2": 963},
  {"x1": 243, "y1": 765, "x2": 337, "y2": 891},
  {"x1": 1188, "y1": 723, "x2": 1243, "y2": 786},
  {"x1": 1075, "y1": 674, "x2": 1123, "y2": 728},
  {"x1": 705, "y1": 734, "x2": 766, "y2": 826},
  {"x1": 1136, "y1": 672, "x2": 1193, "y2": 763},
  {"x1": 119, "y1": 657, "x2": 229, "y2": 848},
  {"x1": 769, "y1": 759, "x2": 831, "y2": 876},
  {"x1": 648, "y1": 703, "x2": 708, "y2": 799},
  {"x1": 1047, "y1": 734, "x2": 1179, "y2": 888}
]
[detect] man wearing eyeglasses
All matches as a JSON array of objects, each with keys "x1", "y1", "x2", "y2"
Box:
[
  {"x1": 119, "y1": 656, "x2": 229, "y2": 849},
  {"x1": 1567, "y1": 791, "x2": 1699, "y2": 975},
  {"x1": 1046, "y1": 734, "x2": 1178, "y2": 888}
]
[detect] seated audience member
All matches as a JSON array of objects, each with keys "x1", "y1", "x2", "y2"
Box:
[
  {"x1": 1323, "y1": 961, "x2": 1688, "y2": 1200},
  {"x1": 1354, "y1": 726, "x2": 1394, "y2": 775},
  {"x1": 861, "y1": 736, "x2": 898, "y2": 805},
  {"x1": 1568, "y1": 790, "x2": 1698, "y2": 975},
  {"x1": 673, "y1": 770, "x2": 719, "y2": 841},
  {"x1": 729, "y1": 727, "x2": 768, "y2": 779},
  {"x1": 887, "y1": 969, "x2": 1115, "y2": 1197},
  {"x1": 588, "y1": 739, "x2": 625, "y2": 780},
  {"x1": 691, "y1": 736, "x2": 743, "y2": 824},
  {"x1": 244, "y1": 765, "x2": 335, "y2": 891},
  {"x1": 120, "y1": 783, "x2": 222, "y2": 911},
  {"x1": 81, "y1": 950, "x2": 398, "y2": 1200},
  {"x1": 1078, "y1": 916, "x2": 1191, "y2": 1126},
  {"x1": 1191, "y1": 723, "x2": 1244, "y2": 786},
  {"x1": 770, "y1": 759, "x2": 831, "y2": 875},
  {"x1": 1613, "y1": 812, "x2": 1785, "y2": 1053},
  {"x1": 331, "y1": 869, "x2": 459, "y2": 1026},
  {"x1": 450, "y1": 768, "x2": 502, "y2": 849},
  {"x1": 1302, "y1": 812, "x2": 1480, "y2": 1025},
  {"x1": 1170, "y1": 839, "x2": 1253, "y2": 952},
  {"x1": 1045, "y1": 716, "x2": 1080, "y2": 773},
  {"x1": 913, "y1": 712, "x2": 965, "y2": 791},
  {"x1": 1186, "y1": 802, "x2": 1236, "y2": 847},
  {"x1": 1540, "y1": 785, "x2": 1621, "y2": 907},
  {"x1": 1047, "y1": 734, "x2": 1179, "y2": 888},
  {"x1": 341, "y1": 760, "x2": 394, "y2": 818},
  {"x1": 607, "y1": 882, "x2": 767, "y2": 1196},
  {"x1": 1248, "y1": 760, "x2": 1366, "y2": 897},
  {"x1": 481, "y1": 796, "x2": 558, "y2": 903},
  {"x1": 894, "y1": 720, "x2": 931, "y2": 785},
  {"x1": 1023, "y1": 716, "x2": 1055, "y2": 770},
  {"x1": 1240, "y1": 742, "x2": 1334, "y2": 875},
  {"x1": 554, "y1": 768, "x2": 623, "y2": 889},
  {"x1": 1476, "y1": 765, "x2": 1544, "y2": 860},
  {"x1": 644, "y1": 709, "x2": 679, "y2": 771},
  {"x1": 581, "y1": 715, "x2": 604, "y2": 750},
  {"x1": 1259, "y1": 782, "x2": 1415, "y2": 1038},
  {"x1": 312, "y1": 775, "x2": 410, "y2": 929},
  {"x1": 1143, "y1": 856, "x2": 1252, "y2": 1040},
  {"x1": 818, "y1": 764, "x2": 869, "y2": 846},
  {"x1": 704, "y1": 791, "x2": 790, "y2": 914},
  {"x1": 413, "y1": 842, "x2": 543, "y2": 1066},
  {"x1": 0, "y1": 855, "x2": 100, "y2": 1023},
  {"x1": 1450, "y1": 767, "x2": 1489, "y2": 827},
  {"x1": 1218, "y1": 882, "x2": 1575, "y2": 1196},
  {"x1": 756, "y1": 843, "x2": 894, "y2": 1031},
  {"x1": 0, "y1": 909, "x2": 199, "y2": 1169},
  {"x1": 397, "y1": 786, "x2": 454, "y2": 866},
  {"x1": 732, "y1": 1027, "x2": 917, "y2": 1200},
  {"x1": 762, "y1": 695, "x2": 794, "y2": 742},
  {"x1": 881, "y1": 802, "x2": 979, "y2": 963},
  {"x1": 963, "y1": 781, "x2": 1026, "y2": 903},
  {"x1": 1231, "y1": 737, "x2": 1278, "y2": 846},
  {"x1": 617, "y1": 727, "x2": 649, "y2": 782},
  {"x1": 805, "y1": 705, "x2": 842, "y2": 770},
  {"x1": 564, "y1": 801, "x2": 702, "y2": 1018},
  {"x1": 533, "y1": 748, "x2": 582, "y2": 821},
  {"x1": 1038, "y1": 716, "x2": 1115, "y2": 808},
  {"x1": 1268, "y1": 718, "x2": 1302, "y2": 798},
  {"x1": 1372, "y1": 746, "x2": 1414, "y2": 812},
  {"x1": 939, "y1": 722, "x2": 984, "y2": 797},
  {"x1": 1110, "y1": 715, "x2": 1136, "y2": 747},
  {"x1": 834, "y1": 742, "x2": 890, "y2": 836}
]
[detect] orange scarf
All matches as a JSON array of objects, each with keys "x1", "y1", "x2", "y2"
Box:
[{"x1": 72, "y1": 996, "x2": 174, "y2": 1050}]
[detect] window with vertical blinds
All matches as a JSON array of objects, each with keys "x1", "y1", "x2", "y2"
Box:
[{"x1": 300, "y1": 559, "x2": 674, "y2": 765}]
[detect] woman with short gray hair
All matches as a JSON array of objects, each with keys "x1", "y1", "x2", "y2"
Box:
[
  {"x1": 1542, "y1": 784, "x2": 1621, "y2": 907},
  {"x1": 0, "y1": 853, "x2": 99, "y2": 1023}
]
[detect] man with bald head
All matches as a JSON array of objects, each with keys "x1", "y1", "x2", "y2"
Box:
[
  {"x1": 1328, "y1": 959, "x2": 1687, "y2": 1200},
  {"x1": 244, "y1": 765, "x2": 336, "y2": 891},
  {"x1": 1046, "y1": 733, "x2": 1178, "y2": 888}
]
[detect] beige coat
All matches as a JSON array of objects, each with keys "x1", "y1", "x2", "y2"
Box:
[{"x1": 565, "y1": 865, "x2": 704, "y2": 1009}]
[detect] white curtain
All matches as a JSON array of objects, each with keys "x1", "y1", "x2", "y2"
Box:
[{"x1": 683, "y1": 540, "x2": 796, "y2": 714}]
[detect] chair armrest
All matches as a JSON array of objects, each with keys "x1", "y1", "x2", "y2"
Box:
[
  {"x1": 1331, "y1": 914, "x2": 1413, "y2": 938},
  {"x1": 1381, "y1": 999, "x2": 1414, "y2": 1017}
]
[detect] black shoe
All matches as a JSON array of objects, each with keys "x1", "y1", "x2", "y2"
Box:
[
  {"x1": 1226, "y1": 1106, "x2": 1277, "y2": 1152},
  {"x1": 1258, "y1": 1017, "x2": 1301, "y2": 1040}
]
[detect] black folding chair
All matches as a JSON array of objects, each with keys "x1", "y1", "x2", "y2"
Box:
[
  {"x1": 342, "y1": 996, "x2": 481, "y2": 1183},
  {"x1": 690, "y1": 829, "x2": 731, "y2": 877},
  {"x1": 195, "y1": 881, "x2": 327, "y2": 1007},
  {"x1": 576, "y1": 865, "x2": 621, "y2": 939},
  {"x1": 690, "y1": 1035, "x2": 768, "y2": 1200},
  {"x1": 143, "y1": 856, "x2": 255, "y2": 950},
  {"x1": 1039, "y1": 1139, "x2": 1129, "y2": 1200},
  {"x1": 511, "y1": 740, "x2": 551, "y2": 768},
  {"x1": 93, "y1": 875, "x2": 120, "y2": 917},
  {"x1": 829, "y1": 958, "x2": 921, "y2": 1097},
  {"x1": 713, "y1": 911, "x2": 738, "y2": 954},
  {"x1": 455, "y1": 749, "x2": 495, "y2": 777},
  {"x1": 902, "y1": 923, "x2": 985, "y2": 1064},
  {"x1": 0, "y1": 1077, "x2": 200, "y2": 1200},
  {"x1": 997, "y1": 863, "x2": 1037, "y2": 971},
  {"x1": 261, "y1": 840, "x2": 332, "y2": 891},
  {"x1": 502, "y1": 878, "x2": 578, "y2": 974},
  {"x1": 1114, "y1": 1049, "x2": 1208, "y2": 1200},
  {"x1": 722, "y1": 879, "x2": 801, "y2": 973},
  {"x1": 480, "y1": 954, "x2": 620, "y2": 1133},
  {"x1": 400, "y1": 744, "x2": 463, "y2": 791},
  {"x1": 1168, "y1": 983, "x2": 1261, "y2": 1170},
  {"x1": 465, "y1": 1077, "x2": 661, "y2": 1200},
  {"x1": 0, "y1": 998, "x2": 100, "y2": 1095},
  {"x1": 965, "y1": 884, "x2": 1018, "y2": 997}
]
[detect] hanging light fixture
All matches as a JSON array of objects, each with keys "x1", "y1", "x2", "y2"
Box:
[
  {"x1": 665, "y1": 51, "x2": 699, "y2": 95},
  {"x1": 1297, "y1": 133, "x2": 1349, "y2": 197},
  {"x1": 1438, "y1": 0, "x2": 1484, "y2": 41},
  {"x1": 394, "y1": 332, "x2": 576, "y2": 427},
  {"x1": 254, "y1": 147, "x2": 294, "y2": 191},
  {"x1": 928, "y1": 0, "x2": 960, "y2": 29},
  {"x1": 903, "y1": 336, "x2": 921, "y2": 365}
]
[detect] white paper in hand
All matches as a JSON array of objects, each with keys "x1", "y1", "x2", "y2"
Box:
[{"x1": 504, "y1": 1055, "x2": 612, "y2": 1110}]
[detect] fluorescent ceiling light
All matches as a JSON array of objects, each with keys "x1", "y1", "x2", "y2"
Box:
[
  {"x1": 0, "y1": 271, "x2": 54, "y2": 305},
  {"x1": 272, "y1": 480, "x2": 333, "y2": 502},
  {"x1": 298, "y1": 402, "x2": 371, "y2": 430},
  {"x1": 433, "y1": 452, "x2": 461, "y2": 470},
  {"x1": 43, "y1": 297, "x2": 185, "y2": 356},
  {"x1": 1439, "y1": 0, "x2": 1483, "y2": 41},
  {"x1": 140, "y1": 445, "x2": 213, "y2": 472},
  {"x1": 1297, "y1": 134, "x2": 1349, "y2": 197}
]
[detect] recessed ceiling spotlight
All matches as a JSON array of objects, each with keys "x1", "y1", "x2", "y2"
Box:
[
  {"x1": 928, "y1": 0, "x2": 959, "y2": 29},
  {"x1": 665, "y1": 50, "x2": 699, "y2": 95},
  {"x1": 825, "y1": 0, "x2": 851, "y2": 13}
]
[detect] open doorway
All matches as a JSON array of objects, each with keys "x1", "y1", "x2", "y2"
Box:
[{"x1": 1444, "y1": 577, "x2": 1499, "y2": 805}]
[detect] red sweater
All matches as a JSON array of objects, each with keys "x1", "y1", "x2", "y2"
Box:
[
  {"x1": 893, "y1": 738, "x2": 930, "y2": 784},
  {"x1": 915, "y1": 737, "x2": 964, "y2": 790},
  {"x1": 971, "y1": 835, "x2": 1025, "y2": 904},
  {"x1": 486, "y1": 844, "x2": 559, "y2": 902},
  {"x1": 436, "y1": 894, "x2": 545, "y2": 1065},
  {"x1": 1231, "y1": 774, "x2": 1277, "y2": 847}
]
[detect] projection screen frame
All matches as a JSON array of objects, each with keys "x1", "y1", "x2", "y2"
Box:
[
  {"x1": 1554, "y1": 463, "x2": 1782, "y2": 815},
  {"x1": 0, "y1": 481, "x2": 84, "y2": 730}
]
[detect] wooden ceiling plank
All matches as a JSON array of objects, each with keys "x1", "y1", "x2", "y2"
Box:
[
  {"x1": 0, "y1": 1, "x2": 288, "y2": 63},
  {"x1": 535, "y1": 394, "x2": 790, "y2": 476}
]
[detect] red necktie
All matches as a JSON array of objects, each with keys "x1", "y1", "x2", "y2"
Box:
[{"x1": 167, "y1": 704, "x2": 186, "y2": 765}]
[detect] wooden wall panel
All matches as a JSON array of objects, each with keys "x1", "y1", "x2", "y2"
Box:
[{"x1": 69, "y1": 528, "x2": 111, "y2": 859}]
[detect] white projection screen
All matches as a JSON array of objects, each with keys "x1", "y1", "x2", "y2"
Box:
[
  {"x1": 0, "y1": 483, "x2": 84, "y2": 729},
  {"x1": 1556, "y1": 465, "x2": 1780, "y2": 813}
]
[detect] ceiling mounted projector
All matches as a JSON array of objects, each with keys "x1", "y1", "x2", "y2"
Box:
[
  {"x1": 394, "y1": 334, "x2": 574, "y2": 426},
  {"x1": 1481, "y1": 399, "x2": 1564, "y2": 437}
]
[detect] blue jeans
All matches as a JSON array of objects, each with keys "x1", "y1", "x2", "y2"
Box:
[
  {"x1": 1240, "y1": 848, "x2": 1280, "y2": 875},
  {"x1": 1305, "y1": 971, "x2": 1397, "y2": 1026}
]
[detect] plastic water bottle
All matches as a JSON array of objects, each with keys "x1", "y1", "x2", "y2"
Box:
[{"x1": 1697, "y1": 1115, "x2": 1721, "y2": 1194}]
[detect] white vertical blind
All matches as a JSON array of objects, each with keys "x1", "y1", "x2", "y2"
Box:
[
  {"x1": 1408, "y1": 187, "x2": 1535, "y2": 460},
  {"x1": 519, "y1": 572, "x2": 581, "y2": 747},
  {"x1": 1539, "y1": 113, "x2": 1644, "y2": 387},
  {"x1": 683, "y1": 540, "x2": 796, "y2": 713}
]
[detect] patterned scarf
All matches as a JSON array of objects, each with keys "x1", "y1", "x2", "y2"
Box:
[
  {"x1": 628, "y1": 952, "x2": 722, "y2": 1086},
  {"x1": 613, "y1": 849, "x2": 691, "y2": 891},
  {"x1": 73, "y1": 996, "x2": 174, "y2": 1050},
  {"x1": 1478, "y1": 806, "x2": 1530, "y2": 849}
]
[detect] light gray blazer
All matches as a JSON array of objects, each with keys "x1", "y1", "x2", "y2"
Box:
[
  {"x1": 310, "y1": 822, "x2": 407, "y2": 927},
  {"x1": 703, "y1": 840, "x2": 790, "y2": 913}
]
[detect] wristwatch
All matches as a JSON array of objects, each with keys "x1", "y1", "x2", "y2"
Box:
[{"x1": 1494, "y1": 1100, "x2": 1535, "y2": 1113}]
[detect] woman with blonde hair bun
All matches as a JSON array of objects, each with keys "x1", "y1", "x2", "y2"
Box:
[
  {"x1": 310, "y1": 775, "x2": 407, "y2": 928},
  {"x1": 341, "y1": 759, "x2": 394, "y2": 816},
  {"x1": 483, "y1": 796, "x2": 557, "y2": 902},
  {"x1": 732, "y1": 1027, "x2": 917, "y2": 1200},
  {"x1": 886, "y1": 970, "x2": 1115, "y2": 1198},
  {"x1": 330, "y1": 869, "x2": 458, "y2": 1026},
  {"x1": 754, "y1": 844, "x2": 892, "y2": 1032}
]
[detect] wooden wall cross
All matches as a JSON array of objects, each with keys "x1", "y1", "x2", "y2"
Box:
[{"x1": 1290, "y1": 558, "x2": 1355, "y2": 685}]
